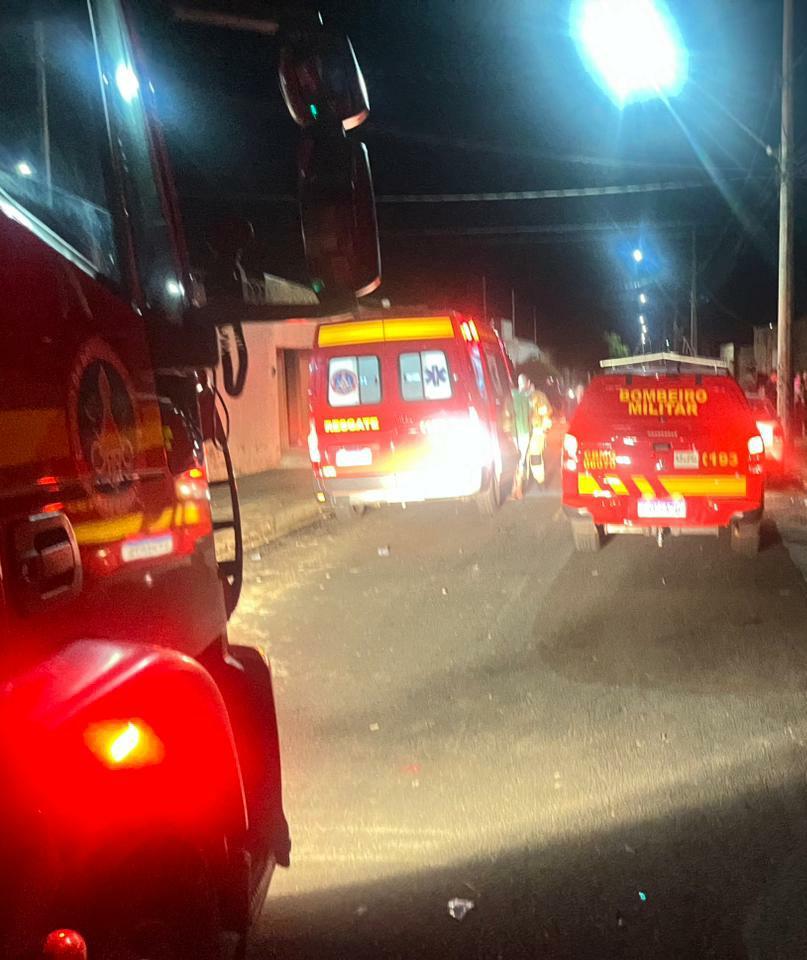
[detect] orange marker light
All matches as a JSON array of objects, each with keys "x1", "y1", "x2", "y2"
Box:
[{"x1": 85, "y1": 719, "x2": 164, "y2": 769}]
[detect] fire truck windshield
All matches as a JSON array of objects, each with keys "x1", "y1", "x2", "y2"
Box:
[{"x1": 0, "y1": 5, "x2": 118, "y2": 280}]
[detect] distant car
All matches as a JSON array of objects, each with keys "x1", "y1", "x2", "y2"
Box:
[{"x1": 746, "y1": 395, "x2": 785, "y2": 475}]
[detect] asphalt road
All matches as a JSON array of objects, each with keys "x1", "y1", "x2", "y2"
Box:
[{"x1": 231, "y1": 449, "x2": 807, "y2": 960}]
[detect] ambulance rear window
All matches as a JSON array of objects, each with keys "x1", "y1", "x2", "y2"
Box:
[
  {"x1": 328, "y1": 356, "x2": 381, "y2": 407},
  {"x1": 399, "y1": 351, "x2": 452, "y2": 401}
]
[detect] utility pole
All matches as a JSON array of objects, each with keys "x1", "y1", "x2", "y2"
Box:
[
  {"x1": 481, "y1": 274, "x2": 487, "y2": 320},
  {"x1": 689, "y1": 228, "x2": 698, "y2": 355},
  {"x1": 511, "y1": 288, "x2": 516, "y2": 333},
  {"x1": 532, "y1": 305, "x2": 538, "y2": 344},
  {"x1": 777, "y1": 0, "x2": 794, "y2": 432},
  {"x1": 34, "y1": 21, "x2": 52, "y2": 205}
]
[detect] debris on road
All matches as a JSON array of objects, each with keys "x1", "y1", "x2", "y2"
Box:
[
  {"x1": 369, "y1": 722, "x2": 380, "y2": 732},
  {"x1": 447, "y1": 897, "x2": 474, "y2": 921},
  {"x1": 624, "y1": 844, "x2": 636, "y2": 855},
  {"x1": 355, "y1": 905, "x2": 368, "y2": 917},
  {"x1": 248, "y1": 550, "x2": 262, "y2": 562},
  {"x1": 377, "y1": 545, "x2": 391, "y2": 557},
  {"x1": 441, "y1": 586, "x2": 449, "y2": 595},
  {"x1": 591, "y1": 569, "x2": 599, "y2": 577}
]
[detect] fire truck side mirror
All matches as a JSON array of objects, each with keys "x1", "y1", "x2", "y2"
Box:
[
  {"x1": 298, "y1": 133, "x2": 381, "y2": 304},
  {"x1": 279, "y1": 28, "x2": 368, "y2": 131}
]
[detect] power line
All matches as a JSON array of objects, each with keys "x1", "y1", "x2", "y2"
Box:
[
  {"x1": 377, "y1": 178, "x2": 758, "y2": 204},
  {"x1": 385, "y1": 219, "x2": 700, "y2": 241},
  {"x1": 369, "y1": 123, "x2": 750, "y2": 174}
]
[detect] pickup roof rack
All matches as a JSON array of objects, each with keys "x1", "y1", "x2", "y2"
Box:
[{"x1": 600, "y1": 351, "x2": 730, "y2": 376}]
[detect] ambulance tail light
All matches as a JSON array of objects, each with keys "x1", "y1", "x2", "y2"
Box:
[
  {"x1": 563, "y1": 433, "x2": 578, "y2": 471},
  {"x1": 748, "y1": 434, "x2": 765, "y2": 474},
  {"x1": 308, "y1": 418, "x2": 321, "y2": 463}
]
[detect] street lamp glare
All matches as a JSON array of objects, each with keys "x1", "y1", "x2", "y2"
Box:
[
  {"x1": 639, "y1": 292, "x2": 647, "y2": 304},
  {"x1": 639, "y1": 314, "x2": 646, "y2": 324},
  {"x1": 632, "y1": 248, "x2": 643, "y2": 263},
  {"x1": 572, "y1": 0, "x2": 688, "y2": 107},
  {"x1": 15, "y1": 161, "x2": 33, "y2": 177}
]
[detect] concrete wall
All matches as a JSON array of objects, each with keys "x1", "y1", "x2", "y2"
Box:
[{"x1": 206, "y1": 320, "x2": 317, "y2": 481}]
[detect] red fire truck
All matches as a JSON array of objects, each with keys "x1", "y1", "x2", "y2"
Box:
[{"x1": 0, "y1": 3, "x2": 378, "y2": 958}]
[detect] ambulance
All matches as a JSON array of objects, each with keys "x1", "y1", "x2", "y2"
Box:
[
  {"x1": 562, "y1": 353, "x2": 765, "y2": 555},
  {"x1": 309, "y1": 313, "x2": 521, "y2": 515}
]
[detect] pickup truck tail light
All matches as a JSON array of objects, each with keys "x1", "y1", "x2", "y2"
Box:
[{"x1": 747, "y1": 434, "x2": 765, "y2": 474}]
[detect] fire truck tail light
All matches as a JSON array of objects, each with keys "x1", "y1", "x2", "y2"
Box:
[
  {"x1": 747, "y1": 435, "x2": 765, "y2": 457},
  {"x1": 84, "y1": 719, "x2": 165, "y2": 769},
  {"x1": 308, "y1": 419, "x2": 321, "y2": 463},
  {"x1": 175, "y1": 467, "x2": 209, "y2": 502},
  {"x1": 563, "y1": 433, "x2": 578, "y2": 470}
]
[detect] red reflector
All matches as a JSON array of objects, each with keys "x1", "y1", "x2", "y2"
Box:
[
  {"x1": 42, "y1": 929, "x2": 87, "y2": 959},
  {"x1": 84, "y1": 719, "x2": 165, "y2": 768}
]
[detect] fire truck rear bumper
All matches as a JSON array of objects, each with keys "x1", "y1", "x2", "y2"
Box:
[{"x1": 563, "y1": 499, "x2": 763, "y2": 532}]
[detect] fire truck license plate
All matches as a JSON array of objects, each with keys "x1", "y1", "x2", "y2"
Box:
[
  {"x1": 673, "y1": 450, "x2": 699, "y2": 469},
  {"x1": 637, "y1": 499, "x2": 687, "y2": 519},
  {"x1": 336, "y1": 447, "x2": 372, "y2": 467}
]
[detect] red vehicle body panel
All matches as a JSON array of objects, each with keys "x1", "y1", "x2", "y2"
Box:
[
  {"x1": 309, "y1": 313, "x2": 519, "y2": 505},
  {"x1": 0, "y1": 215, "x2": 226, "y2": 657},
  {"x1": 562, "y1": 373, "x2": 764, "y2": 530}
]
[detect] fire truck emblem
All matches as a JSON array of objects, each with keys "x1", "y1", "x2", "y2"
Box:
[{"x1": 69, "y1": 339, "x2": 140, "y2": 516}]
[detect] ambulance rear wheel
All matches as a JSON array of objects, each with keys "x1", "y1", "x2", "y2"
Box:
[
  {"x1": 333, "y1": 500, "x2": 365, "y2": 521},
  {"x1": 730, "y1": 520, "x2": 760, "y2": 557},
  {"x1": 476, "y1": 474, "x2": 500, "y2": 516},
  {"x1": 571, "y1": 520, "x2": 601, "y2": 553}
]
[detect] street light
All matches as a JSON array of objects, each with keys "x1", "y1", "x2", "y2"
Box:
[
  {"x1": 639, "y1": 313, "x2": 646, "y2": 325},
  {"x1": 15, "y1": 161, "x2": 33, "y2": 177},
  {"x1": 639, "y1": 292, "x2": 647, "y2": 304},
  {"x1": 572, "y1": 0, "x2": 688, "y2": 107},
  {"x1": 632, "y1": 248, "x2": 644, "y2": 263}
]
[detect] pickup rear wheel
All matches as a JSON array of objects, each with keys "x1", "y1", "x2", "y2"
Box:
[
  {"x1": 731, "y1": 520, "x2": 760, "y2": 558},
  {"x1": 571, "y1": 520, "x2": 601, "y2": 553}
]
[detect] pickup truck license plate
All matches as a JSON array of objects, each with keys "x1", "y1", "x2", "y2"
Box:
[
  {"x1": 336, "y1": 447, "x2": 372, "y2": 467},
  {"x1": 673, "y1": 449, "x2": 699, "y2": 469},
  {"x1": 637, "y1": 499, "x2": 686, "y2": 519}
]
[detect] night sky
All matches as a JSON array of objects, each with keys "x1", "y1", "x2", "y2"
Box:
[{"x1": 138, "y1": 1, "x2": 806, "y2": 366}]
